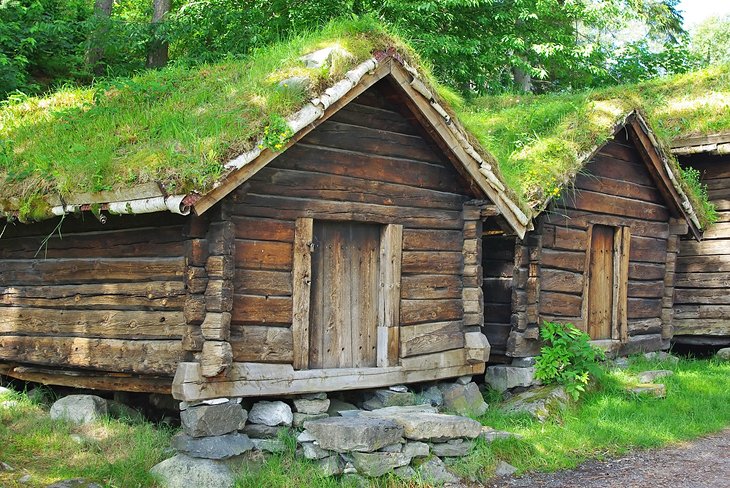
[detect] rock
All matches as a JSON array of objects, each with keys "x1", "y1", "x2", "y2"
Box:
[
  {"x1": 351, "y1": 451, "x2": 412, "y2": 477},
  {"x1": 251, "y1": 438, "x2": 287, "y2": 453},
  {"x1": 302, "y1": 442, "x2": 330, "y2": 460},
  {"x1": 716, "y1": 348, "x2": 730, "y2": 361},
  {"x1": 480, "y1": 426, "x2": 521, "y2": 442},
  {"x1": 502, "y1": 385, "x2": 571, "y2": 422},
  {"x1": 394, "y1": 465, "x2": 417, "y2": 480},
  {"x1": 242, "y1": 424, "x2": 284, "y2": 439},
  {"x1": 511, "y1": 357, "x2": 537, "y2": 368},
  {"x1": 45, "y1": 480, "x2": 101, "y2": 488},
  {"x1": 431, "y1": 438, "x2": 474, "y2": 457},
  {"x1": 150, "y1": 454, "x2": 234, "y2": 488},
  {"x1": 303, "y1": 417, "x2": 404, "y2": 452},
  {"x1": 299, "y1": 45, "x2": 352, "y2": 69},
  {"x1": 0, "y1": 386, "x2": 12, "y2": 396},
  {"x1": 341, "y1": 404, "x2": 437, "y2": 417},
  {"x1": 293, "y1": 412, "x2": 328, "y2": 428},
  {"x1": 317, "y1": 455, "x2": 344, "y2": 477},
  {"x1": 0, "y1": 461, "x2": 14, "y2": 471},
  {"x1": 611, "y1": 357, "x2": 631, "y2": 369},
  {"x1": 419, "y1": 385, "x2": 444, "y2": 407},
  {"x1": 327, "y1": 399, "x2": 359, "y2": 416},
  {"x1": 643, "y1": 351, "x2": 679, "y2": 364},
  {"x1": 636, "y1": 370, "x2": 674, "y2": 383},
  {"x1": 342, "y1": 473, "x2": 369, "y2": 486},
  {"x1": 418, "y1": 456, "x2": 459, "y2": 484},
  {"x1": 27, "y1": 388, "x2": 53, "y2": 406},
  {"x1": 297, "y1": 430, "x2": 316, "y2": 443},
  {"x1": 363, "y1": 389, "x2": 417, "y2": 410},
  {"x1": 107, "y1": 400, "x2": 144, "y2": 422},
  {"x1": 355, "y1": 406, "x2": 482, "y2": 441},
  {"x1": 171, "y1": 432, "x2": 253, "y2": 459},
  {"x1": 455, "y1": 376, "x2": 473, "y2": 385},
  {"x1": 485, "y1": 365, "x2": 538, "y2": 392},
  {"x1": 70, "y1": 434, "x2": 85, "y2": 445},
  {"x1": 389, "y1": 385, "x2": 409, "y2": 393},
  {"x1": 19, "y1": 474, "x2": 31, "y2": 483},
  {"x1": 379, "y1": 443, "x2": 402, "y2": 453},
  {"x1": 50, "y1": 395, "x2": 108, "y2": 425},
  {"x1": 302, "y1": 392, "x2": 327, "y2": 400},
  {"x1": 278, "y1": 76, "x2": 310, "y2": 92},
  {"x1": 495, "y1": 460, "x2": 518, "y2": 476},
  {"x1": 628, "y1": 383, "x2": 666, "y2": 398},
  {"x1": 1, "y1": 400, "x2": 18, "y2": 408},
  {"x1": 439, "y1": 382, "x2": 489, "y2": 416},
  {"x1": 248, "y1": 401, "x2": 292, "y2": 427},
  {"x1": 292, "y1": 398, "x2": 330, "y2": 415},
  {"x1": 403, "y1": 441, "x2": 429, "y2": 458},
  {"x1": 181, "y1": 402, "x2": 247, "y2": 437}
]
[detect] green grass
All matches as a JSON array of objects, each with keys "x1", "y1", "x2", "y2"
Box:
[{"x1": 1, "y1": 357, "x2": 728, "y2": 486}]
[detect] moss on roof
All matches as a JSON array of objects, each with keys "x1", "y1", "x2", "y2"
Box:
[{"x1": 457, "y1": 64, "x2": 730, "y2": 227}]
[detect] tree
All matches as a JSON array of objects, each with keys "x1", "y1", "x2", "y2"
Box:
[
  {"x1": 147, "y1": 0, "x2": 171, "y2": 68},
  {"x1": 689, "y1": 15, "x2": 730, "y2": 66},
  {"x1": 86, "y1": 0, "x2": 114, "y2": 75}
]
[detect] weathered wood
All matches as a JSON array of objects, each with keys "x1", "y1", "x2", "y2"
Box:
[
  {"x1": 230, "y1": 326, "x2": 293, "y2": 363},
  {"x1": 627, "y1": 280, "x2": 665, "y2": 298},
  {"x1": 0, "y1": 336, "x2": 181, "y2": 375},
  {"x1": 674, "y1": 288, "x2": 730, "y2": 305},
  {"x1": 482, "y1": 277, "x2": 512, "y2": 303},
  {"x1": 185, "y1": 266, "x2": 208, "y2": 294},
  {"x1": 540, "y1": 269, "x2": 584, "y2": 294},
  {"x1": 233, "y1": 269, "x2": 292, "y2": 296},
  {"x1": 401, "y1": 274, "x2": 462, "y2": 300},
  {"x1": 540, "y1": 291, "x2": 583, "y2": 317},
  {"x1": 235, "y1": 240, "x2": 293, "y2": 271},
  {"x1": 201, "y1": 312, "x2": 231, "y2": 341},
  {"x1": 562, "y1": 189, "x2": 670, "y2": 222},
  {"x1": 204, "y1": 280, "x2": 234, "y2": 312},
  {"x1": 378, "y1": 224, "x2": 403, "y2": 367},
  {"x1": 0, "y1": 307, "x2": 185, "y2": 339},
  {"x1": 402, "y1": 229, "x2": 463, "y2": 251},
  {"x1": 185, "y1": 239, "x2": 209, "y2": 267},
  {"x1": 544, "y1": 211, "x2": 670, "y2": 239},
  {"x1": 0, "y1": 257, "x2": 185, "y2": 285},
  {"x1": 200, "y1": 341, "x2": 232, "y2": 377},
  {"x1": 627, "y1": 298, "x2": 663, "y2": 319},
  {"x1": 673, "y1": 319, "x2": 730, "y2": 336},
  {"x1": 401, "y1": 251, "x2": 463, "y2": 275},
  {"x1": 399, "y1": 299, "x2": 462, "y2": 325},
  {"x1": 231, "y1": 295, "x2": 293, "y2": 325},
  {"x1": 627, "y1": 318, "x2": 662, "y2": 334},
  {"x1": 291, "y1": 218, "x2": 313, "y2": 370},
  {"x1": 400, "y1": 321, "x2": 464, "y2": 357},
  {"x1": 541, "y1": 249, "x2": 585, "y2": 273},
  {"x1": 328, "y1": 101, "x2": 420, "y2": 136},
  {"x1": 628, "y1": 262, "x2": 666, "y2": 280},
  {"x1": 207, "y1": 221, "x2": 235, "y2": 256},
  {"x1": 574, "y1": 173, "x2": 663, "y2": 204},
  {"x1": 231, "y1": 216, "x2": 295, "y2": 242},
  {"x1": 205, "y1": 255, "x2": 234, "y2": 280},
  {"x1": 674, "y1": 304, "x2": 730, "y2": 319},
  {"x1": 183, "y1": 295, "x2": 206, "y2": 325},
  {"x1": 182, "y1": 324, "x2": 204, "y2": 352},
  {"x1": 678, "y1": 240, "x2": 730, "y2": 256},
  {"x1": 630, "y1": 235, "x2": 668, "y2": 263}
]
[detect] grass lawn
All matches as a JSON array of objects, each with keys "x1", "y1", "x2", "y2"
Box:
[{"x1": 1, "y1": 356, "x2": 728, "y2": 487}]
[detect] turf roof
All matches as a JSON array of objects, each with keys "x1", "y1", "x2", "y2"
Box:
[{"x1": 457, "y1": 64, "x2": 730, "y2": 227}]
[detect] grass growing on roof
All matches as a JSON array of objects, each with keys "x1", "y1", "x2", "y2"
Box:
[
  {"x1": 0, "y1": 17, "x2": 417, "y2": 219},
  {"x1": 459, "y1": 63, "x2": 730, "y2": 227}
]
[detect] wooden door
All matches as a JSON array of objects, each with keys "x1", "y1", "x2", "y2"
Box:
[
  {"x1": 309, "y1": 221, "x2": 380, "y2": 368},
  {"x1": 587, "y1": 225, "x2": 615, "y2": 340}
]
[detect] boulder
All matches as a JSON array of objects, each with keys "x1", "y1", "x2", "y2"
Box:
[
  {"x1": 716, "y1": 348, "x2": 730, "y2": 361},
  {"x1": 0, "y1": 386, "x2": 12, "y2": 396},
  {"x1": 351, "y1": 452, "x2": 411, "y2": 477},
  {"x1": 419, "y1": 385, "x2": 444, "y2": 407},
  {"x1": 393, "y1": 465, "x2": 417, "y2": 480},
  {"x1": 455, "y1": 376, "x2": 473, "y2": 385},
  {"x1": 636, "y1": 370, "x2": 673, "y2": 383},
  {"x1": 248, "y1": 401, "x2": 292, "y2": 427},
  {"x1": 480, "y1": 426, "x2": 521, "y2": 442},
  {"x1": 438, "y1": 382, "x2": 489, "y2": 416},
  {"x1": 379, "y1": 443, "x2": 402, "y2": 453},
  {"x1": 485, "y1": 365, "x2": 538, "y2": 392},
  {"x1": 495, "y1": 460, "x2": 518, "y2": 476},
  {"x1": 296, "y1": 430, "x2": 316, "y2": 443},
  {"x1": 181, "y1": 402, "x2": 247, "y2": 437},
  {"x1": 643, "y1": 351, "x2": 679, "y2": 364},
  {"x1": 171, "y1": 432, "x2": 253, "y2": 459},
  {"x1": 303, "y1": 417, "x2": 403, "y2": 452},
  {"x1": 251, "y1": 438, "x2": 287, "y2": 453},
  {"x1": 363, "y1": 389, "x2": 416, "y2": 410},
  {"x1": 242, "y1": 424, "x2": 284, "y2": 439},
  {"x1": 403, "y1": 441, "x2": 429, "y2": 458},
  {"x1": 150, "y1": 454, "x2": 234, "y2": 488},
  {"x1": 511, "y1": 357, "x2": 537, "y2": 368},
  {"x1": 50, "y1": 395, "x2": 108, "y2": 425},
  {"x1": 299, "y1": 45, "x2": 352, "y2": 69},
  {"x1": 355, "y1": 406, "x2": 482, "y2": 441},
  {"x1": 293, "y1": 412, "x2": 328, "y2": 428},
  {"x1": 502, "y1": 385, "x2": 571, "y2": 422},
  {"x1": 292, "y1": 398, "x2": 330, "y2": 415},
  {"x1": 277, "y1": 76, "x2": 310, "y2": 92},
  {"x1": 628, "y1": 383, "x2": 666, "y2": 398},
  {"x1": 418, "y1": 456, "x2": 459, "y2": 484},
  {"x1": 430, "y1": 439, "x2": 474, "y2": 457},
  {"x1": 327, "y1": 399, "x2": 359, "y2": 417},
  {"x1": 317, "y1": 455, "x2": 344, "y2": 477},
  {"x1": 301, "y1": 442, "x2": 330, "y2": 460}
]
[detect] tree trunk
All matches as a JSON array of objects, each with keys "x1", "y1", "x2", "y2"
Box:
[
  {"x1": 86, "y1": 0, "x2": 114, "y2": 75},
  {"x1": 146, "y1": 0, "x2": 171, "y2": 69},
  {"x1": 512, "y1": 66, "x2": 533, "y2": 93}
]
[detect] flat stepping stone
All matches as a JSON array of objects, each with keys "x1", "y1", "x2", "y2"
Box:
[{"x1": 303, "y1": 417, "x2": 403, "y2": 453}]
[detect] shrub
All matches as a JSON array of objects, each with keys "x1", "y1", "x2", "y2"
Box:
[{"x1": 535, "y1": 321, "x2": 605, "y2": 400}]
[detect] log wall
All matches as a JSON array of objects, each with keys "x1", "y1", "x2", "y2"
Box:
[
  {"x1": 228, "y1": 80, "x2": 476, "y2": 370},
  {"x1": 482, "y1": 234, "x2": 516, "y2": 362},
  {"x1": 0, "y1": 213, "x2": 188, "y2": 390},
  {"x1": 674, "y1": 154, "x2": 730, "y2": 344}
]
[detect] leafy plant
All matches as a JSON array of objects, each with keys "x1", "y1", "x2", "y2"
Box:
[
  {"x1": 259, "y1": 114, "x2": 293, "y2": 152},
  {"x1": 535, "y1": 321, "x2": 605, "y2": 400}
]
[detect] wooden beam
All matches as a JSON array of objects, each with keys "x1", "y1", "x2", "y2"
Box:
[
  {"x1": 292, "y1": 218, "x2": 313, "y2": 370},
  {"x1": 378, "y1": 224, "x2": 403, "y2": 367}
]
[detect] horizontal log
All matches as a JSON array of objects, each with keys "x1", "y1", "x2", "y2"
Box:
[
  {"x1": 676, "y1": 254, "x2": 730, "y2": 273},
  {"x1": 0, "y1": 307, "x2": 185, "y2": 339},
  {"x1": 620, "y1": 333, "x2": 664, "y2": 355},
  {"x1": 627, "y1": 280, "x2": 665, "y2": 298},
  {"x1": 482, "y1": 259, "x2": 514, "y2": 278},
  {"x1": 673, "y1": 319, "x2": 730, "y2": 336},
  {"x1": 400, "y1": 321, "x2": 464, "y2": 357},
  {"x1": 630, "y1": 236, "x2": 668, "y2": 264},
  {"x1": 401, "y1": 251, "x2": 463, "y2": 275},
  {"x1": 596, "y1": 141, "x2": 637, "y2": 163},
  {"x1": 231, "y1": 294, "x2": 293, "y2": 325},
  {"x1": 627, "y1": 318, "x2": 662, "y2": 334},
  {"x1": 484, "y1": 302, "x2": 512, "y2": 322},
  {"x1": 542, "y1": 225, "x2": 587, "y2": 251},
  {"x1": 573, "y1": 172, "x2": 663, "y2": 204},
  {"x1": 674, "y1": 288, "x2": 730, "y2": 305},
  {"x1": 233, "y1": 269, "x2": 292, "y2": 296},
  {"x1": 586, "y1": 152, "x2": 655, "y2": 187},
  {"x1": 544, "y1": 210, "x2": 669, "y2": 239},
  {"x1": 541, "y1": 249, "x2": 585, "y2": 273},
  {"x1": 0, "y1": 257, "x2": 185, "y2": 285},
  {"x1": 540, "y1": 291, "x2": 583, "y2": 317},
  {"x1": 628, "y1": 262, "x2": 666, "y2": 281},
  {"x1": 0, "y1": 281, "x2": 185, "y2": 310},
  {"x1": 540, "y1": 269, "x2": 584, "y2": 294},
  {"x1": 328, "y1": 102, "x2": 419, "y2": 136},
  {"x1": 402, "y1": 229, "x2": 463, "y2": 251},
  {"x1": 674, "y1": 304, "x2": 730, "y2": 319},
  {"x1": 399, "y1": 299, "x2": 463, "y2": 326},
  {"x1": 675, "y1": 272, "x2": 730, "y2": 288},
  {"x1": 0, "y1": 336, "x2": 182, "y2": 375},
  {"x1": 678, "y1": 240, "x2": 730, "y2": 256},
  {"x1": 235, "y1": 240, "x2": 293, "y2": 271},
  {"x1": 627, "y1": 298, "x2": 663, "y2": 319},
  {"x1": 482, "y1": 277, "x2": 512, "y2": 304},
  {"x1": 229, "y1": 325, "x2": 293, "y2": 363},
  {"x1": 700, "y1": 222, "x2": 730, "y2": 240},
  {"x1": 401, "y1": 274, "x2": 462, "y2": 300},
  {"x1": 231, "y1": 216, "x2": 295, "y2": 242}
]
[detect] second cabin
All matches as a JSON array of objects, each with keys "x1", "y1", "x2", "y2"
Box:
[{"x1": 482, "y1": 112, "x2": 703, "y2": 362}]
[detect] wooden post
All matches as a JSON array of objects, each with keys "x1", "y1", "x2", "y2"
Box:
[
  {"x1": 292, "y1": 218, "x2": 314, "y2": 370},
  {"x1": 377, "y1": 224, "x2": 403, "y2": 367}
]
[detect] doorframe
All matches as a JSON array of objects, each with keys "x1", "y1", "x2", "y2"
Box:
[
  {"x1": 291, "y1": 217, "x2": 403, "y2": 370},
  {"x1": 581, "y1": 222, "x2": 630, "y2": 343}
]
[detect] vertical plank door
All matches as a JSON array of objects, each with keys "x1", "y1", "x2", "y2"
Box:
[
  {"x1": 309, "y1": 221, "x2": 380, "y2": 368},
  {"x1": 587, "y1": 225, "x2": 615, "y2": 340}
]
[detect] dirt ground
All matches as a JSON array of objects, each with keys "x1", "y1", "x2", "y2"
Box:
[{"x1": 489, "y1": 428, "x2": 730, "y2": 488}]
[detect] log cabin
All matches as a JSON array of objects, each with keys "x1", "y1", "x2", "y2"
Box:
[
  {"x1": 0, "y1": 41, "x2": 530, "y2": 400},
  {"x1": 482, "y1": 112, "x2": 703, "y2": 361},
  {"x1": 671, "y1": 133, "x2": 730, "y2": 348}
]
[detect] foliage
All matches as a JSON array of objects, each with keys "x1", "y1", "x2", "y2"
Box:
[
  {"x1": 259, "y1": 114, "x2": 293, "y2": 152},
  {"x1": 689, "y1": 15, "x2": 730, "y2": 66},
  {"x1": 534, "y1": 321, "x2": 605, "y2": 400},
  {"x1": 681, "y1": 165, "x2": 718, "y2": 224}
]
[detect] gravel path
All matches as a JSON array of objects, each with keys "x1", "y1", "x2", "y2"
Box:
[{"x1": 489, "y1": 428, "x2": 730, "y2": 488}]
